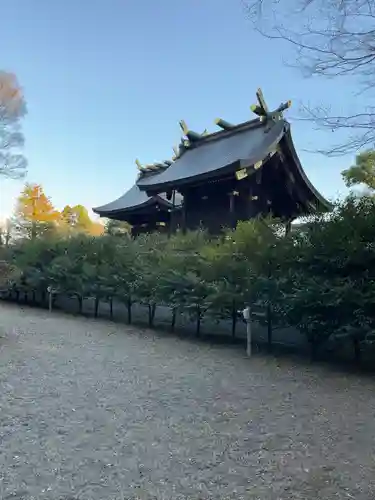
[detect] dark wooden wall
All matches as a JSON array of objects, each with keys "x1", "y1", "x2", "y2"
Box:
[{"x1": 180, "y1": 176, "x2": 270, "y2": 234}]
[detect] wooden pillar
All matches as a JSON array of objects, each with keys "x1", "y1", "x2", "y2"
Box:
[
  {"x1": 168, "y1": 190, "x2": 177, "y2": 237},
  {"x1": 229, "y1": 192, "x2": 236, "y2": 229},
  {"x1": 248, "y1": 185, "x2": 254, "y2": 219},
  {"x1": 182, "y1": 195, "x2": 187, "y2": 234}
]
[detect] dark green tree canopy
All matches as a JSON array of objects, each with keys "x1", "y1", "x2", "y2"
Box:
[{"x1": 342, "y1": 150, "x2": 375, "y2": 191}]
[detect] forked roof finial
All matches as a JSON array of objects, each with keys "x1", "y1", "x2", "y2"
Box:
[{"x1": 251, "y1": 88, "x2": 291, "y2": 122}]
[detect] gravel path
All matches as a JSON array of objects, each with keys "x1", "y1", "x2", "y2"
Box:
[{"x1": 0, "y1": 303, "x2": 374, "y2": 500}]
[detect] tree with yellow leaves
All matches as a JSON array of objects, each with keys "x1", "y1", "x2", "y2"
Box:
[
  {"x1": 60, "y1": 204, "x2": 104, "y2": 236},
  {"x1": 0, "y1": 70, "x2": 27, "y2": 179},
  {"x1": 13, "y1": 183, "x2": 61, "y2": 240}
]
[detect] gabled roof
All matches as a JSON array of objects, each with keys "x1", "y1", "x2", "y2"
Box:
[
  {"x1": 135, "y1": 88, "x2": 332, "y2": 214},
  {"x1": 93, "y1": 184, "x2": 182, "y2": 217},
  {"x1": 136, "y1": 118, "x2": 331, "y2": 213},
  {"x1": 137, "y1": 117, "x2": 284, "y2": 193}
]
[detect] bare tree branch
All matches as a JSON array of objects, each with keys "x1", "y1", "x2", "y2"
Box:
[
  {"x1": 243, "y1": 0, "x2": 375, "y2": 155},
  {"x1": 0, "y1": 71, "x2": 27, "y2": 179}
]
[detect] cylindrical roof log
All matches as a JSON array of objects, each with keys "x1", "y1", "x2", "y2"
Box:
[{"x1": 214, "y1": 118, "x2": 234, "y2": 130}]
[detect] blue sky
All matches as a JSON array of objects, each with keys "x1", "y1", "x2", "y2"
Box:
[{"x1": 0, "y1": 0, "x2": 357, "y2": 221}]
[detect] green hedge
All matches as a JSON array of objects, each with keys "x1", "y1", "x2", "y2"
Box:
[{"x1": 1, "y1": 195, "x2": 375, "y2": 365}]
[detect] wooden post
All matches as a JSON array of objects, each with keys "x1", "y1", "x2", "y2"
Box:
[
  {"x1": 47, "y1": 286, "x2": 53, "y2": 312},
  {"x1": 171, "y1": 307, "x2": 177, "y2": 331},
  {"x1": 182, "y1": 196, "x2": 187, "y2": 235},
  {"x1": 229, "y1": 192, "x2": 236, "y2": 229},
  {"x1": 168, "y1": 190, "x2": 177, "y2": 238},
  {"x1": 248, "y1": 186, "x2": 255, "y2": 219},
  {"x1": 267, "y1": 302, "x2": 273, "y2": 351},
  {"x1": 109, "y1": 297, "x2": 113, "y2": 319},
  {"x1": 243, "y1": 306, "x2": 252, "y2": 357},
  {"x1": 127, "y1": 297, "x2": 132, "y2": 324},
  {"x1": 231, "y1": 299, "x2": 237, "y2": 338},
  {"x1": 94, "y1": 296, "x2": 100, "y2": 318},
  {"x1": 353, "y1": 337, "x2": 361, "y2": 364},
  {"x1": 171, "y1": 190, "x2": 176, "y2": 234},
  {"x1": 196, "y1": 305, "x2": 201, "y2": 337}
]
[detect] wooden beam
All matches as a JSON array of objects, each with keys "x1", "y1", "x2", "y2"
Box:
[
  {"x1": 251, "y1": 90, "x2": 291, "y2": 122},
  {"x1": 250, "y1": 104, "x2": 264, "y2": 116},
  {"x1": 179, "y1": 120, "x2": 189, "y2": 135},
  {"x1": 179, "y1": 120, "x2": 203, "y2": 142},
  {"x1": 214, "y1": 118, "x2": 234, "y2": 130},
  {"x1": 186, "y1": 130, "x2": 202, "y2": 142},
  {"x1": 276, "y1": 100, "x2": 292, "y2": 113},
  {"x1": 256, "y1": 88, "x2": 269, "y2": 114}
]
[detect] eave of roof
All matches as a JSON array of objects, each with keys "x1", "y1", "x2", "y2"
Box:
[
  {"x1": 92, "y1": 184, "x2": 182, "y2": 217},
  {"x1": 281, "y1": 127, "x2": 333, "y2": 213}
]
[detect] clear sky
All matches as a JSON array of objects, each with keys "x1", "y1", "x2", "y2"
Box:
[{"x1": 0, "y1": 0, "x2": 357, "y2": 221}]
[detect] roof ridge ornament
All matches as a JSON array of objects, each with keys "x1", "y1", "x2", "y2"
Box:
[
  {"x1": 179, "y1": 119, "x2": 207, "y2": 143},
  {"x1": 251, "y1": 88, "x2": 291, "y2": 124},
  {"x1": 214, "y1": 118, "x2": 235, "y2": 130},
  {"x1": 136, "y1": 158, "x2": 174, "y2": 178},
  {"x1": 169, "y1": 120, "x2": 210, "y2": 161}
]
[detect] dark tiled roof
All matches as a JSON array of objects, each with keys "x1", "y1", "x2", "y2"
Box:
[
  {"x1": 136, "y1": 116, "x2": 332, "y2": 213},
  {"x1": 137, "y1": 118, "x2": 286, "y2": 192},
  {"x1": 93, "y1": 184, "x2": 182, "y2": 216}
]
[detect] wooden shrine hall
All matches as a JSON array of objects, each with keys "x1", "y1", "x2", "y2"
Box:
[{"x1": 94, "y1": 89, "x2": 331, "y2": 236}]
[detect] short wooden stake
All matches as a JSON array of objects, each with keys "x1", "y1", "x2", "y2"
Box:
[
  {"x1": 243, "y1": 306, "x2": 252, "y2": 357},
  {"x1": 47, "y1": 286, "x2": 53, "y2": 312}
]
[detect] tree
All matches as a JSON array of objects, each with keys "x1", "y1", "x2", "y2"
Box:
[
  {"x1": 13, "y1": 183, "x2": 60, "y2": 240},
  {"x1": 342, "y1": 150, "x2": 375, "y2": 191},
  {"x1": 47, "y1": 235, "x2": 93, "y2": 312},
  {"x1": 105, "y1": 218, "x2": 131, "y2": 237},
  {"x1": 155, "y1": 230, "x2": 214, "y2": 336},
  {"x1": 61, "y1": 204, "x2": 104, "y2": 236},
  {"x1": 245, "y1": 0, "x2": 375, "y2": 155},
  {"x1": 0, "y1": 219, "x2": 12, "y2": 247},
  {"x1": 0, "y1": 70, "x2": 27, "y2": 178},
  {"x1": 278, "y1": 196, "x2": 375, "y2": 359},
  {"x1": 89, "y1": 220, "x2": 105, "y2": 236},
  {"x1": 61, "y1": 205, "x2": 92, "y2": 232}
]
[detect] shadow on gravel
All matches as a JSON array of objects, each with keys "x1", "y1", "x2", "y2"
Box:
[{"x1": 2, "y1": 292, "x2": 375, "y2": 375}]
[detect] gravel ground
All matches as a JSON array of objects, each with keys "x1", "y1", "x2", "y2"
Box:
[{"x1": 0, "y1": 303, "x2": 374, "y2": 500}]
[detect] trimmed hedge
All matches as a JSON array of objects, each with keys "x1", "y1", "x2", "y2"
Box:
[{"x1": 1, "y1": 195, "x2": 375, "y2": 365}]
